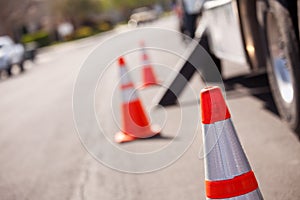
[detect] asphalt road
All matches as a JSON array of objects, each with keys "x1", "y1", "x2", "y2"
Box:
[{"x1": 0, "y1": 15, "x2": 299, "y2": 200}]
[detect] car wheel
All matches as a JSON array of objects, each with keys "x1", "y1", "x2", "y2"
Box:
[
  {"x1": 19, "y1": 62, "x2": 25, "y2": 72},
  {"x1": 6, "y1": 65, "x2": 13, "y2": 76},
  {"x1": 265, "y1": 0, "x2": 300, "y2": 135}
]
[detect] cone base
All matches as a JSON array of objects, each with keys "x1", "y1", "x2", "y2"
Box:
[
  {"x1": 140, "y1": 66, "x2": 159, "y2": 89},
  {"x1": 139, "y1": 81, "x2": 160, "y2": 89},
  {"x1": 115, "y1": 128, "x2": 160, "y2": 143},
  {"x1": 115, "y1": 131, "x2": 137, "y2": 143}
]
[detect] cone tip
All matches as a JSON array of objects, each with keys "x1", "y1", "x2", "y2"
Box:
[
  {"x1": 118, "y1": 57, "x2": 125, "y2": 66},
  {"x1": 200, "y1": 86, "x2": 231, "y2": 124}
]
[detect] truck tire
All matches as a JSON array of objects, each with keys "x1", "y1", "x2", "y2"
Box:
[{"x1": 265, "y1": 0, "x2": 300, "y2": 135}]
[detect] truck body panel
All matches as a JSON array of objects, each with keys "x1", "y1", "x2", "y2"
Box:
[{"x1": 203, "y1": 0, "x2": 247, "y2": 65}]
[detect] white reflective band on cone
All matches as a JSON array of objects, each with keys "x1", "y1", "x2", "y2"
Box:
[
  {"x1": 121, "y1": 87, "x2": 138, "y2": 103},
  {"x1": 120, "y1": 66, "x2": 132, "y2": 85},
  {"x1": 142, "y1": 59, "x2": 150, "y2": 66},
  {"x1": 141, "y1": 47, "x2": 146, "y2": 54},
  {"x1": 203, "y1": 119, "x2": 251, "y2": 181}
]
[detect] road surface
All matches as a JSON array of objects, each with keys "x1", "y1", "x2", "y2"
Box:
[{"x1": 0, "y1": 15, "x2": 299, "y2": 200}]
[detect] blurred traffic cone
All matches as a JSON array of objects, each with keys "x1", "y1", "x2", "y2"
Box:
[
  {"x1": 200, "y1": 86, "x2": 263, "y2": 199},
  {"x1": 115, "y1": 57, "x2": 160, "y2": 143},
  {"x1": 140, "y1": 41, "x2": 159, "y2": 88}
]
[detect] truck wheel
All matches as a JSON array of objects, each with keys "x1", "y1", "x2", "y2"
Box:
[{"x1": 265, "y1": 1, "x2": 300, "y2": 135}]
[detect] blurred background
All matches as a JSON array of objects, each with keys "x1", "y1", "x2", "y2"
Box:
[
  {"x1": 0, "y1": 0, "x2": 172, "y2": 46},
  {"x1": 0, "y1": 0, "x2": 300, "y2": 199}
]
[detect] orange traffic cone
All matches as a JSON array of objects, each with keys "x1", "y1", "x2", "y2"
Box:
[
  {"x1": 200, "y1": 86, "x2": 263, "y2": 199},
  {"x1": 115, "y1": 57, "x2": 160, "y2": 143},
  {"x1": 140, "y1": 41, "x2": 159, "y2": 88}
]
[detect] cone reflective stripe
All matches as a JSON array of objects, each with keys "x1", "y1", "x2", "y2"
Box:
[
  {"x1": 115, "y1": 57, "x2": 159, "y2": 143},
  {"x1": 140, "y1": 41, "x2": 159, "y2": 88},
  {"x1": 200, "y1": 86, "x2": 263, "y2": 199}
]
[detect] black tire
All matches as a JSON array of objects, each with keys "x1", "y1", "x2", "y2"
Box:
[
  {"x1": 19, "y1": 62, "x2": 25, "y2": 72},
  {"x1": 265, "y1": 0, "x2": 300, "y2": 135},
  {"x1": 6, "y1": 65, "x2": 12, "y2": 76}
]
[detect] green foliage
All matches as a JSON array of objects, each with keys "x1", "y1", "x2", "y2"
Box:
[
  {"x1": 74, "y1": 26, "x2": 94, "y2": 39},
  {"x1": 21, "y1": 31, "x2": 50, "y2": 47},
  {"x1": 98, "y1": 21, "x2": 112, "y2": 32}
]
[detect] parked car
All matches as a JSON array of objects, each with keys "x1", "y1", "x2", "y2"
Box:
[
  {"x1": 0, "y1": 36, "x2": 25, "y2": 75},
  {"x1": 129, "y1": 7, "x2": 159, "y2": 25}
]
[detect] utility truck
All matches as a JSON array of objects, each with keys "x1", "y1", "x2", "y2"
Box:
[{"x1": 159, "y1": 0, "x2": 300, "y2": 136}]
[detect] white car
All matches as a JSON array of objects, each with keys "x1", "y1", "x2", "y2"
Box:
[
  {"x1": 0, "y1": 36, "x2": 25, "y2": 75},
  {"x1": 129, "y1": 7, "x2": 158, "y2": 25}
]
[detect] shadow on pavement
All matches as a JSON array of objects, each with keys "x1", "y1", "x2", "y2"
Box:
[
  {"x1": 146, "y1": 133, "x2": 175, "y2": 140},
  {"x1": 224, "y1": 73, "x2": 279, "y2": 116},
  {"x1": 119, "y1": 134, "x2": 175, "y2": 145},
  {"x1": 179, "y1": 73, "x2": 279, "y2": 117}
]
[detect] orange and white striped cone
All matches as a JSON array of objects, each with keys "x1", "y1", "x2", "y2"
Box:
[
  {"x1": 140, "y1": 41, "x2": 159, "y2": 88},
  {"x1": 200, "y1": 86, "x2": 263, "y2": 199},
  {"x1": 115, "y1": 57, "x2": 160, "y2": 143}
]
